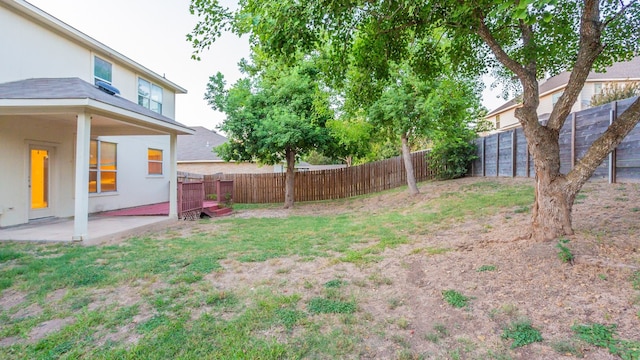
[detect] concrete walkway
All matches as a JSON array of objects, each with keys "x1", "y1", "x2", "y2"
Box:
[{"x1": 0, "y1": 216, "x2": 178, "y2": 246}]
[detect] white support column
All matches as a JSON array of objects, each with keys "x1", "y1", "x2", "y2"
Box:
[
  {"x1": 168, "y1": 132, "x2": 178, "y2": 218},
  {"x1": 73, "y1": 112, "x2": 91, "y2": 241}
]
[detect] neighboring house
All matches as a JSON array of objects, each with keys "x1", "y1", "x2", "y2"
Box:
[
  {"x1": 486, "y1": 57, "x2": 640, "y2": 131},
  {"x1": 178, "y1": 126, "x2": 272, "y2": 174},
  {"x1": 0, "y1": 0, "x2": 195, "y2": 240}
]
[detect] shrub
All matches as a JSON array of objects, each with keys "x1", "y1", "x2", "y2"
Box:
[{"x1": 430, "y1": 139, "x2": 478, "y2": 180}]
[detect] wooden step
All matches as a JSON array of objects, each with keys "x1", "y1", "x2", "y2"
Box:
[{"x1": 201, "y1": 206, "x2": 233, "y2": 218}]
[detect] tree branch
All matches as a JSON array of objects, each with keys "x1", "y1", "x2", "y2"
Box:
[
  {"x1": 601, "y1": 0, "x2": 636, "y2": 29},
  {"x1": 547, "y1": 0, "x2": 603, "y2": 131},
  {"x1": 566, "y1": 97, "x2": 640, "y2": 192}
]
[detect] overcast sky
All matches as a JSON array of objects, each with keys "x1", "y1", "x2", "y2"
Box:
[{"x1": 29, "y1": 0, "x2": 505, "y2": 130}]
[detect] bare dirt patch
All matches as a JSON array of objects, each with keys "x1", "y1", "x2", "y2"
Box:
[
  {"x1": 28, "y1": 317, "x2": 75, "y2": 343},
  {"x1": 187, "y1": 178, "x2": 640, "y2": 358}
]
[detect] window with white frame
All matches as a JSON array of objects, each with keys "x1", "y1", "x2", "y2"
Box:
[
  {"x1": 495, "y1": 114, "x2": 501, "y2": 129},
  {"x1": 89, "y1": 140, "x2": 117, "y2": 193},
  {"x1": 148, "y1": 148, "x2": 163, "y2": 175},
  {"x1": 94, "y1": 56, "x2": 112, "y2": 85},
  {"x1": 138, "y1": 78, "x2": 163, "y2": 114}
]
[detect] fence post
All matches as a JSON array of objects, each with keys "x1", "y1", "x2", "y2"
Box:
[
  {"x1": 571, "y1": 112, "x2": 576, "y2": 169},
  {"x1": 511, "y1": 130, "x2": 516, "y2": 177},
  {"x1": 496, "y1": 133, "x2": 500, "y2": 177},
  {"x1": 609, "y1": 101, "x2": 618, "y2": 184},
  {"x1": 525, "y1": 140, "x2": 530, "y2": 178},
  {"x1": 482, "y1": 137, "x2": 486, "y2": 177}
]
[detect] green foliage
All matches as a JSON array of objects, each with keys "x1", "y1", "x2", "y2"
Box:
[
  {"x1": 324, "y1": 279, "x2": 347, "y2": 288},
  {"x1": 502, "y1": 319, "x2": 543, "y2": 349},
  {"x1": 430, "y1": 139, "x2": 478, "y2": 180},
  {"x1": 591, "y1": 82, "x2": 640, "y2": 107},
  {"x1": 556, "y1": 238, "x2": 574, "y2": 264},
  {"x1": 307, "y1": 297, "x2": 356, "y2": 314},
  {"x1": 572, "y1": 323, "x2": 640, "y2": 359},
  {"x1": 0, "y1": 249, "x2": 22, "y2": 262},
  {"x1": 477, "y1": 265, "x2": 497, "y2": 272},
  {"x1": 442, "y1": 290, "x2": 471, "y2": 308},
  {"x1": 550, "y1": 339, "x2": 583, "y2": 357}
]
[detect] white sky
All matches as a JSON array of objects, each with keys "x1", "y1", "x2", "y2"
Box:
[{"x1": 28, "y1": 0, "x2": 505, "y2": 130}]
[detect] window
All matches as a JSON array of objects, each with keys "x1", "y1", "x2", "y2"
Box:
[
  {"x1": 94, "y1": 56, "x2": 112, "y2": 85},
  {"x1": 138, "y1": 78, "x2": 163, "y2": 114},
  {"x1": 148, "y1": 148, "x2": 163, "y2": 175},
  {"x1": 594, "y1": 82, "x2": 603, "y2": 95},
  {"x1": 89, "y1": 140, "x2": 117, "y2": 193},
  {"x1": 552, "y1": 91, "x2": 563, "y2": 106},
  {"x1": 495, "y1": 114, "x2": 501, "y2": 129}
]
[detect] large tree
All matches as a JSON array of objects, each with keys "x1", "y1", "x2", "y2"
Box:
[
  {"x1": 190, "y1": 0, "x2": 640, "y2": 240},
  {"x1": 206, "y1": 62, "x2": 334, "y2": 208}
]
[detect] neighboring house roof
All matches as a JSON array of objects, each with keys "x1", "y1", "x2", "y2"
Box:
[
  {"x1": 486, "y1": 57, "x2": 640, "y2": 117},
  {"x1": 177, "y1": 126, "x2": 228, "y2": 161},
  {"x1": 0, "y1": 0, "x2": 186, "y2": 94},
  {"x1": 0, "y1": 78, "x2": 193, "y2": 133}
]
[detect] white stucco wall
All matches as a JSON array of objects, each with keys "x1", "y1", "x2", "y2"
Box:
[
  {"x1": 0, "y1": 4, "x2": 177, "y2": 119},
  {"x1": 89, "y1": 135, "x2": 171, "y2": 213},
  {"x1": 0, "y1": 116, "x2": 173, "y2": 227},
  {"x1": 0, "y1": 116, "x2": 76, "y2": 227}
]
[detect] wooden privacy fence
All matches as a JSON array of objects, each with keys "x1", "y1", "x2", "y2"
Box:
[
  {"x1": 204, "y1": 150, "x2": 434, "y2": 203},
  {"x1": 472, "y1": 97, "x2": 640, "y2": 183},
  {"x1": 177, "y1": 181, "x2": 204, "y2": 219}
]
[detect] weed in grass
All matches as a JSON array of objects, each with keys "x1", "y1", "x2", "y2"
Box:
[
  {"x1": 631, "y1": 207, "x2": 640, "y2": 212},
  {"x1": 425, "y1": 247, "x2": 452, "y2": 255},
  {"x1": 424, "y1": 323, "x2": 449, "y2": 343},
  {"x1": 275, "y1": 308, "x2": 306, "y2": 330},
  {"x1": 397, "y1": 317, "x2": 410, "y2": 330},
  {"x1": 614, "y1": 197, "x2": 629, "y2": 202},
  {"x1": 632, "y1": 271, "x2": 640, "y2": 290},
  {"x1": 388, "y1": 298, "x2": 403, "y2": 310},
  {"x1": 0, "y1": 249, "x2": 22, "y2": 262},
  {"x1": 368, "y1": 273, "x2": 393, "y2": 286},
  {"x1": 205, "y1": 291, "x2": 238, "y2": 308},
  {"x1": 0, "y1": 277, "x2": 13, "y2": 291},
  {"x1": 598, "y1": 273, "x2": 607, "y2": 281},
  {"x1": 395, "y1": 349, "x2": 424, "y2": 360},
  {"x1": 410, "y1": 248, "x2": 423, "y2": 255},
  {"x1": 477, "y1": 264, "x2": 497, "y2": 272},
  {"x1": 442, "y1": 290, "x2": 471, "y2": 308},
  {"x1": 276, "y1": 267, "x2": 291, "y2": 274},
  {"x1": 556, "y1": 238, "x2": 574, "y2": 264},
  {"x1": 571, "y1": 322, "x2": 640, "y2": 359},
  {"x1": 303, "y1": 280, "x2": 314, "y2": 289},
  {"x1": 324, "y1": 279, "x2": 347, "y2": 288},
  {"x1": 391, "y1": 334, "x2": 410, "y2": 347},
  {"x1": 137, "y1": 314, "x2": 169, "y2": 333},
  {"x1": 514, "y1": 206, "x2": 530, "y2": 214},
  {"x1": 502, "y1": 319, "x2": 543, "y2": 348},
  {"x1": 307, "y1": 297, "x2": 356, "y2": 314},
  {"x1": 551, "y1": 339, "x2": 583, "y2": 357}
]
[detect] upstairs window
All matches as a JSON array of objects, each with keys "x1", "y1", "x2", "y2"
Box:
[
  {"x1": 89, "y1": 140, "x2": 117, "y2": 193},
  {"x1": 138, "y1": 78, "x2": 163, "y2": 114},
  {"x1": 94, "y1": 56, "x2": 112, "y2": 85},
  {"x1": 495, "y1": 114, "x2": 501, "y2": 129},
  {"x1": 148, "y1": 148, "x2": 163, "y2": 175}
]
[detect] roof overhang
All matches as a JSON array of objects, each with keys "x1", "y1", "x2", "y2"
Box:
[{"x1": 0, "y1": 98, "x2": 195, "y2": 135}]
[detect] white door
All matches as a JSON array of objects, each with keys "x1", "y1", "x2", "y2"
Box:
[{"x1": 28, "y1": 145, "x2": 54, "y2": 220}]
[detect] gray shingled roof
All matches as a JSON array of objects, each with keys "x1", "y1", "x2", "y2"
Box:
[
  {"x1": 0, "y1": 77, "x2": 191, "y2": 130},
  {"x1": 487, "y1": 57, "x2": 640, "y2": 116},
  {"x1": 177, "y1": 126, "x2": 228, "y2": 161}
]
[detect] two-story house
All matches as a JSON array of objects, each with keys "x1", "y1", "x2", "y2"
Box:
[
  {"x1": 0, "y1": 0, "x2": 195, "y2": 241},
  {"x1": 486, "y1": 57, "x2": 640, "y2": 131}
]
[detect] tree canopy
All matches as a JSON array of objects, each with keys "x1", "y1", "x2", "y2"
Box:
[{"x1": 206, "y1": 60, "x2": 334, "y2": 208}]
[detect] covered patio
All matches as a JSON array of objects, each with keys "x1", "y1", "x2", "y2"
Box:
[
  {"x1": 0, "y1": 78, "x2": 195, "y2": 241},
  {"x1": 0, "y1": 215, "x2": 176, "y2": 246}
]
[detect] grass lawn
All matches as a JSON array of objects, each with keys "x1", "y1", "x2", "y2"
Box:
[{"x1": 1, "y1": 178, "x2": 639, "y2": 359}]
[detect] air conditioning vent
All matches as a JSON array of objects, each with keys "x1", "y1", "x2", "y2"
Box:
[{"x1": 96, "y1": 80, "x2": 120, "y2": 95}]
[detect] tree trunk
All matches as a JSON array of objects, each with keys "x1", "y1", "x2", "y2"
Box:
[
  {"x1": 401, "y1": 134, "x2": 419, "y2": 195},
  {"x1": 284, "y1": 148, "x2": 296, "y2": 209},
  {"x1": 530, "y1": 173, "x2": 576, "y2": 241}
]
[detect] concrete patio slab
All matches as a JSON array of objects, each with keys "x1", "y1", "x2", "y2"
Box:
[{"x1": 0, "y1": 216, "x2": 178, "y2": 246}]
